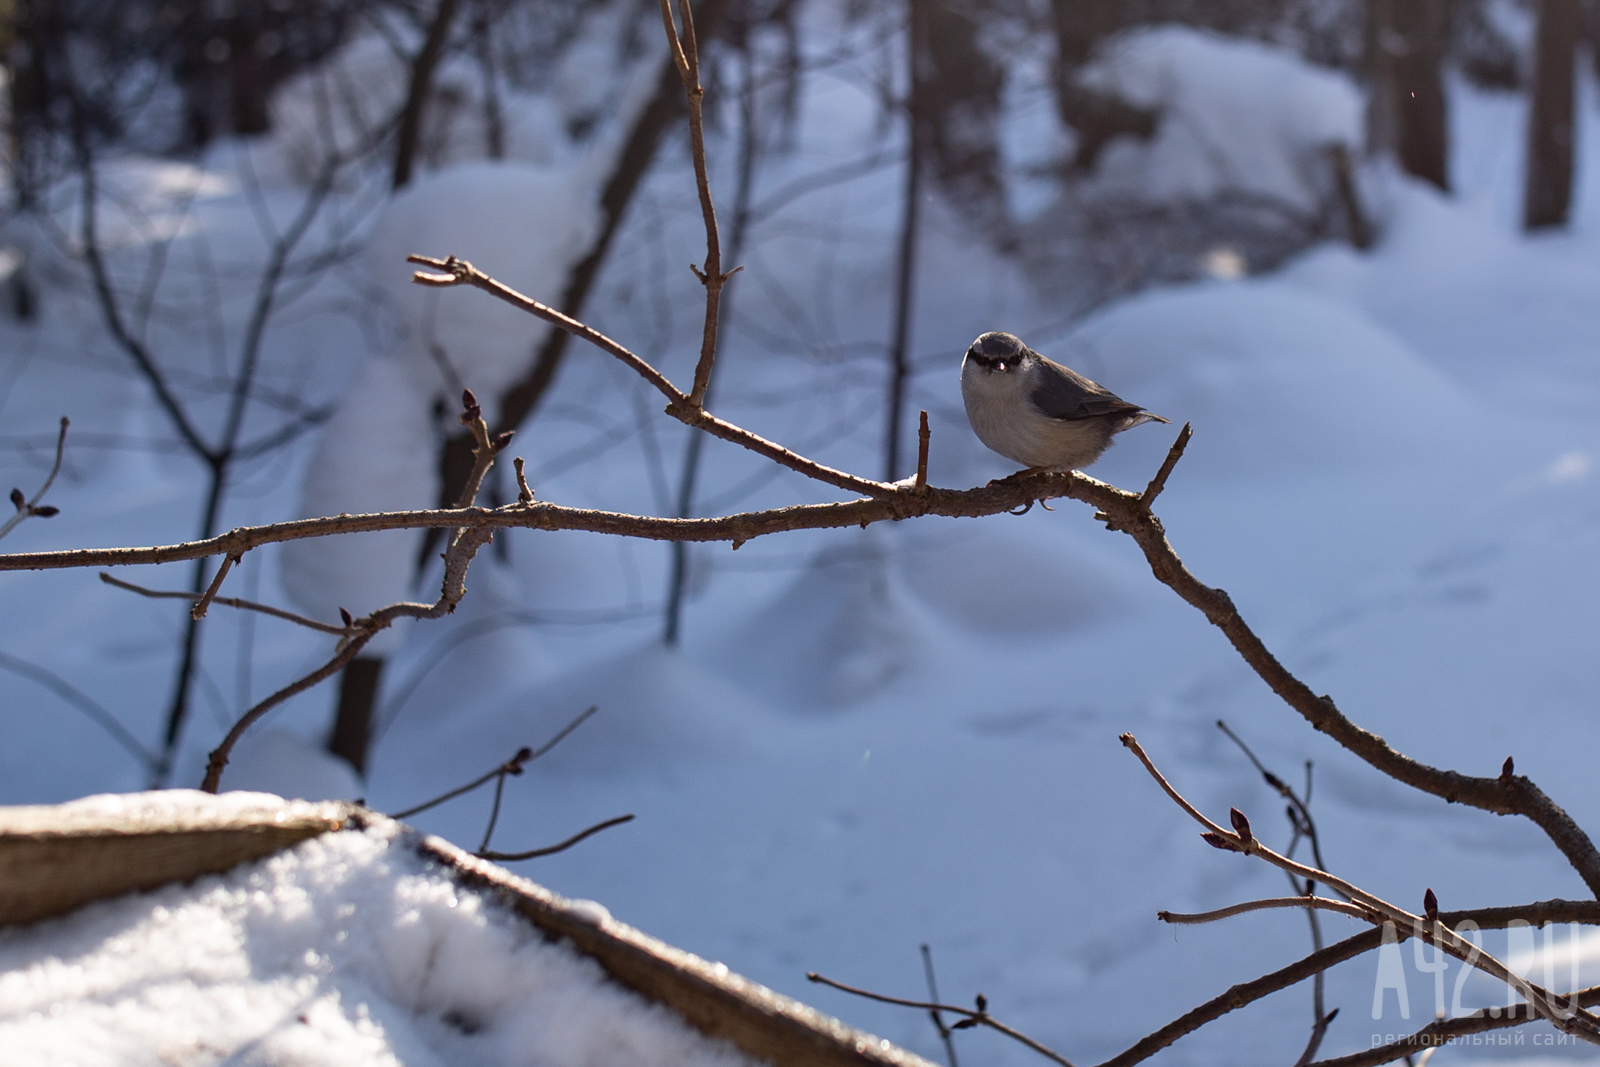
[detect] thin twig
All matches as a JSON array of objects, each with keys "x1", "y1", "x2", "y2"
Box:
[
  {"x1": 389, "y1": 746, "x2": 533, "y2": 820},
  {"x1": 915, "y1": 410, "x2": 930, "y2": 490},
  {"x1": 1120, "y1": 734, "x2": 1600, "y2": 1041},
  {"x1": 1306, "y1": 982, "x2": 1600, "y2": 1067},
  {"x1": 1215, "y1": 718, "x2": 1337, "y2": 1061},
  {"x1": 1138, "y1": 422, "x2": 1191, "y2": 508},
  {"x1": 478, "y1": 813, "x2": 635, "y2": 861},
  {"x1": 407, "y1": 253, "x2": 891, "y2": 500},
  {"x1": 806, "y1": 973, "x2": 1077, "y2": 1067},
  {"x1": 190, "y1": 553, "x2": 238, "y2": 620},
  {"x1": 657, "y1": 0, "x2": 730, "y2": 409},
  {"x1": 387, "y1": 705, "x2": 598, "y2": 820},
  {"x1": 0, "y1": 416, "x2": 68, "y2": 543},
  {"x1": 525, "y1": 704, "x2": 599, "y2": 761},
  {"x1": 99, "y1": 572, "x2": 349, "y2": 636},
  {"x1": 513, "y1": 456, "x2": 534, "y2": 503},
  {"x1": 478, "y1": 770, "x2": 510, "y2": 853},
  {"x1": 202, "y1": 629, "x2": 377, "y2": 792},
  {"x1": 203, "y1": 398, "x2": 503, "y2": 792},
  {"x1": 1158, "y1": 897, "x2": 1371, "y2": 925},
  {"x1": 1097, "y1": 899, "x2": 1600, "y2": 1067},
  {"x1": 921, "y1": 943, "x2": 960, "y2": 1067}
]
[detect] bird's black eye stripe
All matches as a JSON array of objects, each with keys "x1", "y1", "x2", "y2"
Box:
[{"x1": 967, "y1": 350, "x2": 1011, "y2": 371}]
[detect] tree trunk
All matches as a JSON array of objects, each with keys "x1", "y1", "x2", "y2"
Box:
[
  {"x1": 884, "y1": 0, "x2": 923, "y2": 484},
  {"x1": 393, "y1": 0, "x2": 462, "y2": 190},
  {"x1": 1048, "y1": 0, "x2": 1156, "y2": 171},
  {"x1": 1524, "y1": 0, "x2": 1580, "y2": 229},
  {"x1": 1368, "y1": 0, "x2": 1449, "y2": 191},
  {"x1": 327, "y1": 656, "x2": 384, "y2": 777}
]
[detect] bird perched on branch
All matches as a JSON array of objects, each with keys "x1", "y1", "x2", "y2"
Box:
[{"x1": 961, "y1": 331, "x2": 1168, "y2": 472}]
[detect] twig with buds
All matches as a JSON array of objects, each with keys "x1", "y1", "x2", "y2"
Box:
[
  {"x1": 0, "y1": 417, "x2": 68, "y2": 543},
  {"x1": 1121, "y1": 733, "x2": 1600, "y2": 1043}
]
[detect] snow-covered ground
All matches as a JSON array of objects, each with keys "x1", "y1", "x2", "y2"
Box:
[
  {"x1": 0, "y1": 794, "x2": 759, "y2": 1067},
  {"x1": 1, "y1": 16, "x2": 1599, "y2": 1067}
]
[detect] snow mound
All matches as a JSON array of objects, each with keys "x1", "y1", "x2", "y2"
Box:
[
  {"x1": 425, "y1": 643, "x2": 770, "y2": 781},
  {"x1": 0, "y1": 821, "x2": 757, "y2": 1067},
  {"x1": 279, "y1": 355, "x2": 438, "y2": 643},
  {"x1": 365, "y1": 161, "x2": 600, "y2": 424},
  {"x1": 221, "y1": 730, "x2": 365, "y2": 801},
  {"x1": 1081, "y1": 26, "x2": 1362, "y2": 210},
  {"x1": 1057, "y1": 281, "x2": 1483, "y2": 476},
  {"x1": 896, "y1": 520, "x2": 1143, "y2": 640},
  {"x1": 719, "y1": 531, "x2": 923, "y2": 708}
]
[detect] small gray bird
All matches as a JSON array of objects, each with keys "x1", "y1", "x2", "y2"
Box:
[{"x1": 961, "y1": 331, "x2": 1168, "y2": 472}]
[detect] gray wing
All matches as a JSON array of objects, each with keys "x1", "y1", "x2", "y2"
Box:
[{"x1": 1029, "y1": 356, "x2": 1146, "y2": 421}]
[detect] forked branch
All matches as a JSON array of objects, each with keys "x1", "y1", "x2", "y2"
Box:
[
  {"x1": 1121, "y1": 733, "x2": 1600, "y2": 1042},
  {"x1": 0, "y1": 417, "x2": 68, "y2": 543}
]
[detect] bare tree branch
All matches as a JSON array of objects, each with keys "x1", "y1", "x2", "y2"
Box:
[
  {"x1": 407, "y1": 254, "x2": 892, "y2": 500},
  {"x1": 0, "y1": 416, "x2": 68, "y2": 542},
  {"x1": 478, "y1": 813, "x2": 636, "y2": 861},
  {"x1": 1306, "y1": 984, "x2": 1600, "y2": 1067},
  {"x1": 1096, "y1": 899, "x2": 1600, "y2": 1067},
  {"x1": 388, "y1": 705, "x2": 597, "y2": 820},
  {"x1": 1158, "y1": 897, "x2": 1369, "y2": 925},
  {"x1": 806, "y1": 973, "x2": 1077, "y2": 1067},
  {"x1": 1120, "y1": 733, "x2": 1600, "y2": 1041},
  {"x1": 98, "y1": 571, "x2": 348, "y2": 636}
]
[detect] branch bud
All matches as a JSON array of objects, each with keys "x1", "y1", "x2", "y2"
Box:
[
  {"x1": 1200, "y1": 831, "x2": 1237, "y2": 851},
  {"x1": 9, "y1": 488, "x2": 22, "y2": 511},
  {"x1": 1501, "y1": 756, "x2": 1514, "y2": 780},
  {"x1": 339, "y1": 607, "x2": 354, "y2": 628},
  {"x1": 31, "y1": 505, "x2": 57, "y2": 518},
  {"x1": 492, "y1": 430, "x2": 515, "y2": 452},
  {"x1": 1423, "y1": 887, "x2": 1438, "y2": 922},
  {"x1": 1229, "y1": 807, "x2": 1253, "y2": 844},
  {"x1": 974, "y1": 994, "x2": 987, "y2": 1014},
  {"x1": 459, "y1": 388, "x2": 481, "y2": 424}
]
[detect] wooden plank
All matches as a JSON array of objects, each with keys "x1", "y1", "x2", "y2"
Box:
[
  {"x1": 0, "y1": 798, "x2": 938, "y2": 1067},
  {"x1": 0, "y1": 795, "x2": 352, "y2": 925},
  {"x1": 417, "y1": 831, "x2": 937, "y2": 1067}
]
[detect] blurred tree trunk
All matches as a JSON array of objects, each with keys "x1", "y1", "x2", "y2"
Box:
[
  {"x1": 1524, "y1": 0, "x2": 1580, "y2": 229},
  {"x1": 393, "y1": 0, "x2": 462, "y2": 190},
  {"x1": 229, "y1": 15, "x2": 272, "y2": 137},
  {"x1": 328, "y1": 656, "x2": 383, "y2": 777},
  {"x1": 883, "y1": 0, "x2": 924, "y2": 484},
  {"x1": 1048, "y1": 0, "x2": 1156, "y2": 171},
  {"x1": 1366, "y1": 0, "x2": 1449, "y2": 190}
]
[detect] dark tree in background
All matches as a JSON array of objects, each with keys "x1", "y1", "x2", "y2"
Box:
[
  {"x1": 1366, "y1": 0, "x2": 1449, "y2": 191},
  {"x1": 1524, "y1": 0, "x2": 1581, "y2": 229},
  {"x1": 1048, "y1": 0, "x2": 1156, "y2": 171}
]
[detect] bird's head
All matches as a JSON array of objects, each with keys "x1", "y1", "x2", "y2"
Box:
[{"x1": 965, "y1": 332, "x2": 1030, "y2": 374}]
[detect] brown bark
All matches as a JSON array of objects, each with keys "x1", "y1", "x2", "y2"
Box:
[
  {"x1": 327, "y1": 655, "x2": 384, "y2": 775},
  {"x1": 1368, "y1": 0, "x2": 1449, "y2": 190},
  {"x1": 393, "y1": 0, "x2": 463, "y2": 190},
  {"x1": 1524, "y1": 0, "x2": 1581, "y2": 229}
]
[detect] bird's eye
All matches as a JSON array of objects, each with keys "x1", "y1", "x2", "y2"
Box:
[{"x1": 996, "y1": 360, "x2": 1007, "y2": 371}]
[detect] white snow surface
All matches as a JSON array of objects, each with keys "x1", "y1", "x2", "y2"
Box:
[
  {"x1": 0, "y1": 813, "x2": 759, "y2": 1067},
  {"x1": 1080, "y1": 26, "x2": 1364, "y2": 208}
]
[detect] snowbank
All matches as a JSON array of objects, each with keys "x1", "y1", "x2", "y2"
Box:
[
  {"x1": 1055, "y1": 280, "x2": 1484, "y2": 477},
  {"x1": 0, "y1": 815, "x2": 758, "y2": 1067},
  {"x1": 1080, "y1": 26, "x2": 1363, "y2": 210}
]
